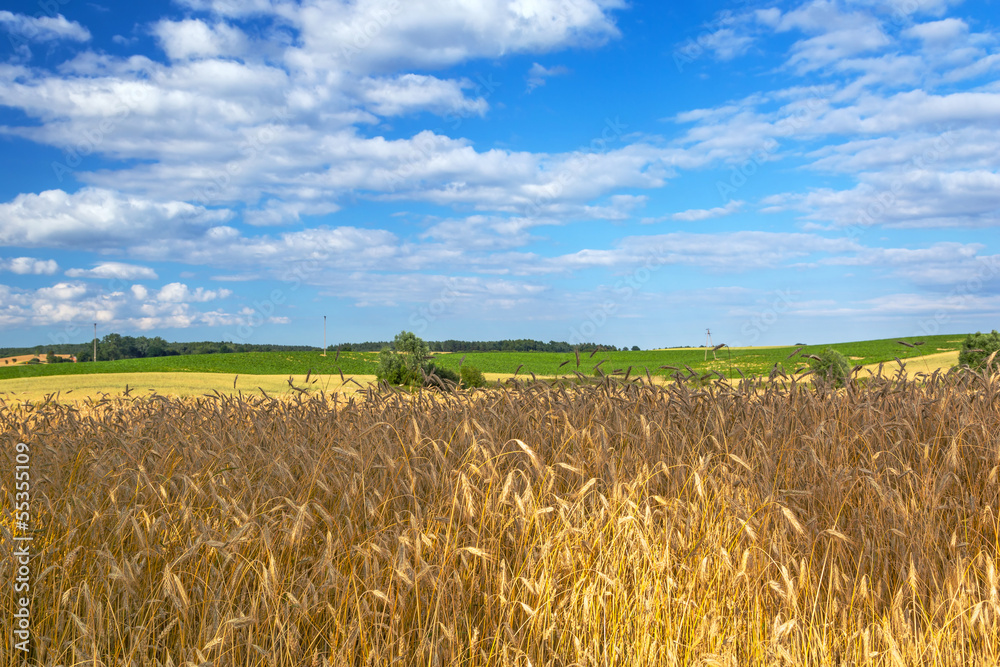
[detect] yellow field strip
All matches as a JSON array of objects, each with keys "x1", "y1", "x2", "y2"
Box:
[
  {"x1": 0, "y1": 372, "x2": 379, "y2": 403},
  {"x1": 858, "y1": 351, "x2": 960, "y2": 378}
]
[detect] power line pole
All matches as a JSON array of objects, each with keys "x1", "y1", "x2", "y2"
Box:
[
  {"x1": 322, "y1": 315, "x2": 327, "y2": 356},
  {"x1": 93, "y1": 323, "x2": 97, "y2": 363},
  {"x1": 705, "y1": 328, "x2": 716, "y2": 362}
]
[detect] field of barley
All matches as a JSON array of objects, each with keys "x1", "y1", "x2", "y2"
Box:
[{"x1": 2, "y1": 368, "x2": 999, "y2": 666}]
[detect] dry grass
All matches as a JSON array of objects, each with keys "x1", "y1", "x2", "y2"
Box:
[{"x1": 1, "y1": 371, "x2": 999, "y2": 666}]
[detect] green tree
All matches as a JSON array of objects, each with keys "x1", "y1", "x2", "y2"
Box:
[
  {"x1": 808, "y1": 348, "x2": 851, "y2": 388},
  {"x1": 377, "y1": 331, "x2": 431, "y2": 386},
  {"x1": 146, "y1": 337, "x2": 168, "y2": 357},
  {"x1": 959, "y1": 330, "x2": 1000, "y2": 371},
  {"x1": 394, "y1": 331, "x2": 429, "y2": 381}
]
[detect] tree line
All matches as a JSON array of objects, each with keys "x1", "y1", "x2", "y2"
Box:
[
  {"x1": 2, "y1": 335, "x2": 635, "y2": 364},
  {"x1": 1, "y1": 335, "x2": 316, "y2": 363},
  {"x1": 335, "y1": 339, "x2": 630, "y2": 353}
]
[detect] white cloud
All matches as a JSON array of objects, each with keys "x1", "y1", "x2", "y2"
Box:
[
  {"x1": 756, "y1": 8, "x2": 782, "y2": 27},
  {"x1": 669, "y1": 200, "x2": 744, "y2": 222},
  {"x1": 0, "y1": 11, "x2": 90, "y2": 43},
  {"x1": 697, "y1": 27, "x2": 755, "y2": 61},
  {"x1": 356, "y1": 74, "x2": 488, "y2": 117},
  {"x1": 152, "y1": 18, "x2": 249, "y2": 60},
  {"x1": 0, "y1": 188, "x2": 233, "y2": 249},
  {"x1": 903, "y1": 18, "x2": 968, "y2": 45},
  {"x1": 156, "y1": 282, "x2": 232, "y2": 303},
  {"x1": 242, "y1": 200, "x2": 341, "y2": 227},
  {"x1": 131, "y1": 226, "x2": 403, "y2": 280},
  {"x1": 526, "y1": 63, "x2": 571, "y2": 92},
  {"x1": 0, "y1": 279, "x2": 256, "y2": 331},
  {"x1": 457, "y1": 231, "x2": 863, "y2": 278},
  {"x1": 286, "y1": 0, "x2": 625, "y2": 74},
  {"x1": 586, "y1": 231, "x2": 860, "y2": 272},
  {"x1": 0, "y1": 281, "x2": 117, "y2": 328},
  {"x1": 1, "y1": 257, "x2": 59, "y2": 275},
  {"x1": 1, "y1": 0, "x2": 999, "y2": 343},
  {"x1": 65, "y1": 262, "x2": 159, "y2": 280},
  {"x1": 820, "y1": 242, "x2": 1000, "y2": 286},
  {"x1": 177, "y1": 0, "x2": 286, "y2": 18},
  {"x1": 778, "y1": 169, "x2": 1000, "y2": 229},
  {"x1": 321, "y1": 272, "x2": 548, "y2": 309}
]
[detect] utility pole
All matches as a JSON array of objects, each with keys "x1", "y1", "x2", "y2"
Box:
[
  {"x1": 704, "y1": 328, "x2": 716, "y2": 362},
  {"x1": 93, "y1": 323, "x2": 97, "y2": 363},
  {"x1": 322, "y1": 315, "x2": 327, "y2": 356}
]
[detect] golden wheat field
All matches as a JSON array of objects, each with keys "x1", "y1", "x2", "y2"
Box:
[{"x1": 2, "y1": 371, "x2": 999, "y2": 666}]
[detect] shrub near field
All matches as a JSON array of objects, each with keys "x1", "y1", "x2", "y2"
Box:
[{"x1": 2, "y1": 373, "x2": 999, "y2": 665}]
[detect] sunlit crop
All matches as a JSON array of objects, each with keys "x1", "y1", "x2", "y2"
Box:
[{"x1": 1, "y1": 368, "x2": 998, "y2": 665}]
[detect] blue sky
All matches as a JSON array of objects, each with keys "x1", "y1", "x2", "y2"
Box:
[{"x1": 1, "y1": 0, "x2": 998, "y2": 349}]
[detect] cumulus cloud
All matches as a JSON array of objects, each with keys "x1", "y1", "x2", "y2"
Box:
[
  {"x1": 903, "y1": 18, "x2": 968, "y2": 45},
  {"x1": 156, "y1": 282, "x2": 232, "y2": 303},
  {"x1": 152, "y1": 18, "x2": 249, "y2": 60},
  {"x1": 0, "y1": 257, "x2": 59, "y2": 275},
  {"x1": 0, "y1": 11, "x2": 91, "y2": 43},
  {"x1": 65, "y1": 262, "x2": 159, "y2": 280},
  {"x1": 286, "y1": 0, "x2": 625, "y2": 74},
  {"x1": 356, "y1": 74, "x2": 489, "y2": 117},
  {"x1": 0, "y1": 0, "x2": 998, "y2": 343},
  {"x1": 0, "y1": 279, "x2": 256, "y2": 331},
  {"x1": 0, "y1": 188, "x2": 233, "y2": 249}
]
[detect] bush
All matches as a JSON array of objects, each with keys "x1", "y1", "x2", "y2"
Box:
[
  {"x1": 808, "y1": 348, "x2": 850, "y2": 388},
  {"x1": 376, "y1": 349, "x2": 410, "y2": 385},
  {"x1": 376, "y1": 331, "x2": 432, "y2": 386},
  {"x1": 424, "y1": 363, "x2": 460, "y2": 388},
  {"x1": 958, "y1": 330, "x2": 1000, "y2": 371},
  {"x1": 460, "y1": 365, "x2": 486, "y2": 388}
]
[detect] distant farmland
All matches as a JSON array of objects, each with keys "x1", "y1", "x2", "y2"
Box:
[{"x1": 0, "y1": 334, "x2": 967, "y2": 383}]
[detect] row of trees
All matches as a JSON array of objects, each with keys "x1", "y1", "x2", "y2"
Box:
[
  {"x1": 1, "y1": 335, "x2": 319, "y2": 363},
  {"x1": 5, "y1": 335, "x2": 641, "y2": 362},
  {"x1": 339, "y1": 339, "x2": 636, "y2": 353}
]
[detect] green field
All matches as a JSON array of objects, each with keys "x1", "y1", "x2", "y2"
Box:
[
  {"x1": 0, "y1": 350, "x2": 381, "y2": 380},
  {"x1": 0, "y1": 334, "x2": 967, "y2": 382},
  {"x1": 429, "y1": 334, "x2": 966, "y2": 378}
]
